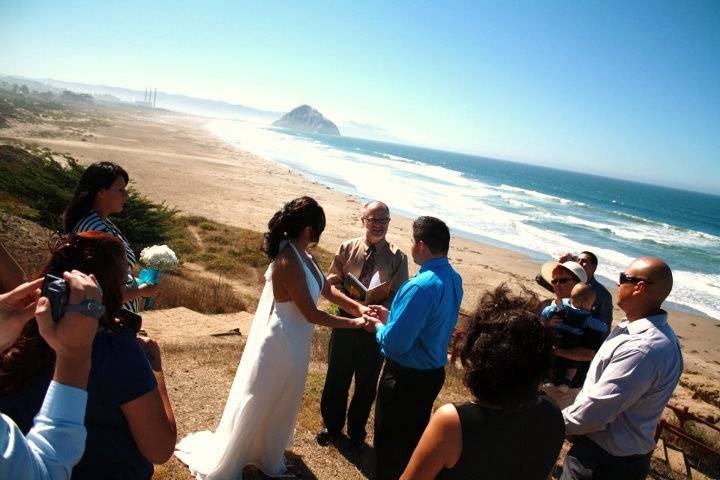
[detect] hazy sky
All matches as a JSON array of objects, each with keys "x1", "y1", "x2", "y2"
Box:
[{"x1": 1, "y1": 0, "x2": 719, "y2": 194}]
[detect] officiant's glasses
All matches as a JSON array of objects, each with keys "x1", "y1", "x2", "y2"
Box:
[{"x1": 363, "y1": 216, "x2": 390, "y2": 225}]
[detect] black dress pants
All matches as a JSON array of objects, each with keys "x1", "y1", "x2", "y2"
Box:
[
  {"x1": 373, "y1": 360, "x2": 445, "y2": 480},
  {"x1": 320, "y1": 327, "x2": 384, "y2": 442},
  {"x1": 561, "y1": 436, "x2": 652, "y2": 480}
]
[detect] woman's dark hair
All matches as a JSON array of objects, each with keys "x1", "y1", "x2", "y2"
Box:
[
  {"x1": 459, "y1": 284, "x2": 555, "y2": 406},
  {"x1": 0, "y1": 232, "x2": 127, "y2": 393},
  {"x1": 63, "y1": 162, "x2": 129, "y2": 233},
  {"x1": 262, "y1": 196, "x2": 326, "y2": 261}
]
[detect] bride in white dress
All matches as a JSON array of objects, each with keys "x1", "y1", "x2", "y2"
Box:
[{"x1": 175, "y1": 197, "x2": 368, "y2": 479}]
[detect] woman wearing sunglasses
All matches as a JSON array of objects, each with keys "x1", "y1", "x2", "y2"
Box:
[
  {"x1": 538, "y1": 260, "x2": 604, "y2": 408},
  {"x1": 539, "y1": 260, "x2": 587, "y2": 307}
]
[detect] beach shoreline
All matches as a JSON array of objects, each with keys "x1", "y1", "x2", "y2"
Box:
[{"x1": 5, "y1": 106, "x2": 720, "y2": 415}]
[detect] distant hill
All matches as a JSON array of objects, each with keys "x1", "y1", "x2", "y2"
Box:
[
  {"x1": 272, "y1": 105, "x2": 340, "y2": 136},
  {"x1": 0, "y1": 74, "x2": 403, "y2": 142},
  {"x1": 0, "y1": 75, "x2": 282, "y2": 121}
]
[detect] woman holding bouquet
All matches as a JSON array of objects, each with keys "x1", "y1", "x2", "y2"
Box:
[
  {"x1": 176, "y1": 196, "x2": 370, "y2": 479},
  {"x1": 63, "y1": 161, "x2": 158, "y2": 312}
]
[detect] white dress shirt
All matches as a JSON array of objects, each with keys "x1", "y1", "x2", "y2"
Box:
[
  {"x1": 563, "y1": 311, "x2": 683, "y2": 456},
  {"x1": 1, "y1": 381, "x2": 88, "y2": 479}
]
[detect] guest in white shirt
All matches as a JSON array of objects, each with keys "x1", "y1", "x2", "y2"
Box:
[
  {"x1": 561, "y1": 256, "x2": 682, "y2": 480},
  {"x1": 0, "y1": 272, "x2": 102, "y2": 479}
]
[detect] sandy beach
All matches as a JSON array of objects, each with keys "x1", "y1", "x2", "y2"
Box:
[{"x1": 5, "y1": 104, "x2": 720, "y2": 462}]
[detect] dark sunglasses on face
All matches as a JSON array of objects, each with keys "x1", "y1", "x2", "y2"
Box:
[
  {"x1": 619, "y1": 272, "x2": 652, "y2": 285},
  {"x1": 551, "y1": 277, "x2": 572, "y2": 285}
]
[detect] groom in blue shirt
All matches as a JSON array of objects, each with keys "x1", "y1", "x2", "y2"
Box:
[{"x1": 365, "y1": 216, "x2": 463, "y2": 480}]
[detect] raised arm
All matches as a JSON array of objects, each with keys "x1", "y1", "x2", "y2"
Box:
[{"x1": 0, "y1": 270, "x2": 101, "y2": 480}]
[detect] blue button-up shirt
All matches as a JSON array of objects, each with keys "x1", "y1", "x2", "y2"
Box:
[
  {"x1": 1, "y1": 381, "x2": 88, "y2": 479},
  {"x1": 376, "y1": 256, "x2": 463, "y2": 370}
]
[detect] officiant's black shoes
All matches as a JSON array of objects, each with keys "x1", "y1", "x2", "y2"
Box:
[{"x1": 316, "y1": 427, "x2": 341, "y2": 446}]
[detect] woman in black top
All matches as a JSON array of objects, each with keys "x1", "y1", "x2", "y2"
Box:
[{"x1": 400, "y1": 284, "x2": 565, "y2": 480}]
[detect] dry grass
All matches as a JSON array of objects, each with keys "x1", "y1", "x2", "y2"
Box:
[
  {"x1": 180, "y1": 215, "x2": 334, "y2": 278},
  {"x1": 0, "y1": 212, "x2": 54, "y2": 276},
  {"x1": 152, "y1": 322, "x2": 474, "y2": 480},
  {"x1": 151, "y1": 270, "x2": 247, "y2": 314}
]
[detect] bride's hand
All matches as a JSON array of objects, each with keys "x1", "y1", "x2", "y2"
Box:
[
  {"x1": 357, "y1": 304, "x2": 371, "y2": 316},
  {"x1": 349, "y1": 317, "x2": 366, "y2": 329},
  {"x1": 362, "y1": 314, "x2": 382, "y2": 333}
]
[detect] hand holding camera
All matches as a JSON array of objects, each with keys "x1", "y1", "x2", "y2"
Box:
[{"x1": 36, "y1": 270, "x2": 103, "y2": 389}]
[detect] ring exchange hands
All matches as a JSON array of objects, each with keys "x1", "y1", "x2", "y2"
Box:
[
  {"x1": 36, "y1": 270, "x2": 103, "y2": 390},
  {"x1": 360, "y1": 305, "x2": 389, "y2": 333}
]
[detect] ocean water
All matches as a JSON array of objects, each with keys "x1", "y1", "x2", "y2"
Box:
[{"x1": 206, "y1": 119, "x2": 720, "y2": 320}]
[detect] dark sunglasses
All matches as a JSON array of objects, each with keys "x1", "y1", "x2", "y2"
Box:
[
  {"x1": 619, "y1": 272, "x2": 652, "y2": 285},
  {"x1": 551, "y1": 277, "x2": 573, "y2": 285}
]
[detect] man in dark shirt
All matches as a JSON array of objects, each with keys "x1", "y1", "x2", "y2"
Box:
[{"x1": 317, "y1": 201, "x2": 408, "y2": 450}]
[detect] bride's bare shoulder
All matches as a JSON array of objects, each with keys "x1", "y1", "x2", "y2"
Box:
[{"x1": 273, "y1": 248, "x2": 301, "y2": 275}]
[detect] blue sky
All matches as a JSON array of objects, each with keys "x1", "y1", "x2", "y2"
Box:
[{"x1": 1, "y1": 0, "x2": 719, "y2": 194}]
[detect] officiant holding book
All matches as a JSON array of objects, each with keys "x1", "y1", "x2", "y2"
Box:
[{"x1": 317, "y1": 201, "x2": 409, "y2": 450}]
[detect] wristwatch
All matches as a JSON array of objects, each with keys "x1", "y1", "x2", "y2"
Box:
[{"x1": 65, "y1": 299, "x2": 106, "y2": 320}]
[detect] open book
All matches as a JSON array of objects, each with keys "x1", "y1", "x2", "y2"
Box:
[{"x1": 344, "y1": 272, "x2": 392, "y2": 305}]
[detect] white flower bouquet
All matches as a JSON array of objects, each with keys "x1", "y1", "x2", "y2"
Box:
[
  {"x1": 139, "y1": 245, "x2": 179, "y2": 271},
  {"x1": 138, "y1": 245, "x2": 179, "y2": 309}
]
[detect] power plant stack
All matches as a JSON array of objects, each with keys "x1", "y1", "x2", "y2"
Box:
[{"x1": 138, "y1": 87, "x2": 158, "y2": 108}]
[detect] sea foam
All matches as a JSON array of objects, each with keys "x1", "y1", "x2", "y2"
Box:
[{"x1": 206, "y1": 119, "x2": 720, "y2": 320}]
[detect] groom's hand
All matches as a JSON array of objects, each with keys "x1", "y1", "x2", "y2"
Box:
[
  {"x1": 367, "y1": 305, "x2": 389, "y2": 324},
  {"x1": 362, "y1": 314, "x2": 382, "y2": 333}
]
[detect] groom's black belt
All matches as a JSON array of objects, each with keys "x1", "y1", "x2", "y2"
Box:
[{"x1": 385, "y1": 359, "x2": 445, "y2": 377}]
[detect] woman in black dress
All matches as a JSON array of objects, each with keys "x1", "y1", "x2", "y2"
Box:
[{"x1": 400, "y1": 284, "x2": 565, "y2": 480}]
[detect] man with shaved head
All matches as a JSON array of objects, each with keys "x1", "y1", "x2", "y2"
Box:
[
  {"x1": 561, "y1": 257, "x2": 682, "y2": 480},
  {"x1": 317, "y1": 201, "x2": 408, "y2": 450}
]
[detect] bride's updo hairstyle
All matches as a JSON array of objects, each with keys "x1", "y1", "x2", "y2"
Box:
[{"x1": 262, "y1": 196, "x2": 326, "y2": 261}]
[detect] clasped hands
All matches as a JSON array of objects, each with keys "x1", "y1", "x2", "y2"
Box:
[{"x1": 354, "y1": 305, "x2": 389, "y2": 333}]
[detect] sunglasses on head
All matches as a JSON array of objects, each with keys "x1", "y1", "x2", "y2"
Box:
[
  {"x1": 619, "y1": 272, "x2": 652, "y2": 285},
  {"x1": 551, "y1": 277, "x2": 573, "y2": 285}
]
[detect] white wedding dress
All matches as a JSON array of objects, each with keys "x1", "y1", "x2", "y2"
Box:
[{"x1": 175, "y1": 242, "x2": 323, "y2": 479}]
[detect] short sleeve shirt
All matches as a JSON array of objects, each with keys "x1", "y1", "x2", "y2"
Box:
[{"x1": 72, "y1": 332, "x2": 157, "y2": 479}]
